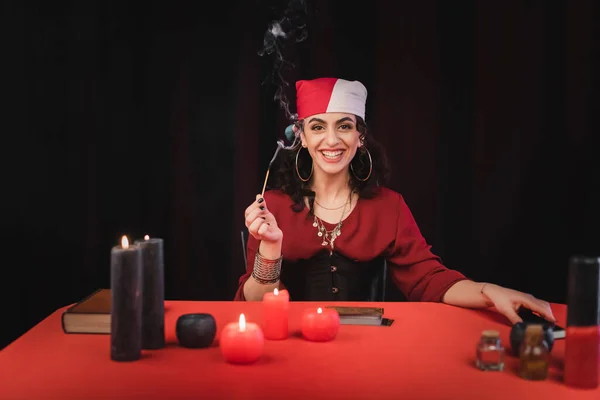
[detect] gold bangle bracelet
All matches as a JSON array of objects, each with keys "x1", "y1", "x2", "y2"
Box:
[{"x1": 252, "y1": 251, "x2": 282, "y2": 284}]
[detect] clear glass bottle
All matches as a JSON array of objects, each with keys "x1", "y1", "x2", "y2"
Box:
[
  {"x1": 519, "y1": 324, "x2": 549, "y2": 380},
  {"x1": 476, "y1": 330, "x2": 505, "y2": 371}
]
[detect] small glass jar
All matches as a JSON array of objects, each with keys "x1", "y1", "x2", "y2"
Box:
[{"x1": 476, "y1": 330, "x2": 505, "y2": 371}]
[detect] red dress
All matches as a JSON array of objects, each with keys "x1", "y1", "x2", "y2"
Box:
[{"x1": 234, "y1": 187, "x2": 468, "y2": 302}]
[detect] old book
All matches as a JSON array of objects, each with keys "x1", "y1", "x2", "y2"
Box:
[
  {"x1": 61, "y1": 289, "x2": 111, "y2": 334},
  {"x1": 326, "y1": 306, "x2": 384, "y2": 326}
]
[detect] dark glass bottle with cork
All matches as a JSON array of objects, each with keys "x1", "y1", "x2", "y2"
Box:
[{"x1": 518, "y1": 324, "x2": 549, "y2": 380}]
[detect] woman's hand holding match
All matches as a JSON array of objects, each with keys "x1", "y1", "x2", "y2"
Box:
[{"x1": 244, "y1": 195, "x2": 283, "y2": 244}]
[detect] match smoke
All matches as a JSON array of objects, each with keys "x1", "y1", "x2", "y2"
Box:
[{"x1": 258, "y1": 0, "x2": 308, "y2": 123}]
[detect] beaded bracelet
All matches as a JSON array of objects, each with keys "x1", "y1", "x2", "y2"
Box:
[{"x1": 251, "y1": 251, "x2": 283, "y2": 285}]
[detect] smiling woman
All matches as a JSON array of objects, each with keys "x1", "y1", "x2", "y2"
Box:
[
  {"x1": 276, "y1": 114, "x2": 389, "y2": 212},
  {"x1": 304, "y1": 114, "x2": 363, "y2": 173},
  {"x1": 235, "y1": 77, "x2": 556, "y2": 327}
]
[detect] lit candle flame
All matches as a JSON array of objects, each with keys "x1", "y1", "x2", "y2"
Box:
[
  {"x1": 274, "y1": 288, "x2": 279, "y2": 296},
  {"x1": 144, "y1": 235, "x2": 149, "y2": 240},
  {"x1": 121, "y1": 235, "x2": 129, "y2": 249},
  {"x1": 317, "y1": 307, "x2": 322, "y2": 314},
  {"x1": 239, "y1": 313, "x2": 246, "y2": 331}
]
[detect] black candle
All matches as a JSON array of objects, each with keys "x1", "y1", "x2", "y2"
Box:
[
  {"x1": 134, "y1": 235, "x2": 165, "y2": 350},
  {"x1": 110, "y1": 235, "x2": 142, "y2": 361}
]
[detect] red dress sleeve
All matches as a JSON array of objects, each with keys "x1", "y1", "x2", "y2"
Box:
[
  {"x1": 232, "y1": 235, "x2": 255, "y2": 301},
  {"x1": 233, "y1": 191, "x2": 288, "y2": 301},
  {"x1": 387, "y1": 193, "x2": 468, "y2": 302}
]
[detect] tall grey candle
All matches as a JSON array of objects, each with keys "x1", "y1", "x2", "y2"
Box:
[
  {"x1": 135, "y1": 235, "x2": 165, "y2": 349},
  {"x1": 110, "y1": 235, "x2": 142, "y2": 361}
]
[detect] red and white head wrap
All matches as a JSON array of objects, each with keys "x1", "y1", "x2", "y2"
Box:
[{"x1": 295, "y1": 78, "x2": 368, "y2": 121}]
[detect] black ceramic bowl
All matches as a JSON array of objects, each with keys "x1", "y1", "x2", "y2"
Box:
[
  {"x1": 176, "y1": 313, "x2": 217, "y2": 349},
  {"x1": 509, "y1": 322, "x2": 555, "y2": 356}
]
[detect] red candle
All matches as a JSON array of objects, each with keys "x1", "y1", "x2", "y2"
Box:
[
  {"x1": 262, "y1": 288, "x2": 289, "y2": 340},
  {"x1": 564, "y1": 256, "x2": 600, "y2": 389},
  {"x1": 220, "y1": 314, "x2": 264, "y2": 364},
  {"x1": 301, "y1": 307, "x2": 340, "y2": 342},
  {"x1": 564, "y1": 325, "x2": 600, "y2": 388}
]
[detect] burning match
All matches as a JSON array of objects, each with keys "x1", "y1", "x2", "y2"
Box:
[{"x1": 261, "y1": 140, "x2": 285, "y2": 197}]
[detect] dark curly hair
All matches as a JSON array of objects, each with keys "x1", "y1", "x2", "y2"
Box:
[{"x1": 267, "y1": 116, "x2": 391, "y2": 213}]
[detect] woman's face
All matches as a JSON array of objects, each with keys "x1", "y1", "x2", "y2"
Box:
[{"x1": 300, "y1": 112, "x2": 361, "y2": 177}]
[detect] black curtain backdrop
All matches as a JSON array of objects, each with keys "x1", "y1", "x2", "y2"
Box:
[{"x1": 2, "y1": 0, "x2": 598, "y2": 349}]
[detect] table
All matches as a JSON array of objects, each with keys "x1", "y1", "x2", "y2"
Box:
[{"x1": 0, "y1": 301, "x2": 598, "y2": 400}]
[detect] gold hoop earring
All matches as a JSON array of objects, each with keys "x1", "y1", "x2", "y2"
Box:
[
  {"x1": 350, "y1": 147, "x2": 373, "y2": 182},
  {"x1": 295, "y1": 146, "x2": 313, "y2": 182}
]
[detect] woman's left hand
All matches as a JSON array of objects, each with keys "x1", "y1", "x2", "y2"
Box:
[{"x1": 482, "y1": 283, "x2": 556, "y2": 325}]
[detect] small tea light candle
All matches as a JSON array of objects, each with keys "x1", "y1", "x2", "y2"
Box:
[
  {"x1": 262, "y1": 288, "x2": 289, "y2": 340},
  {"x1": 220, "y1": 313, "x2": 264, "y2": 364},
  {"x1": 301, "y1": 307, "x2": 340, "y2": 342}
]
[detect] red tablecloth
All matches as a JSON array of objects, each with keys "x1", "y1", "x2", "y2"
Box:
[{"x1": 0, "y1": 301, "x2": 598, "y2": 400}]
